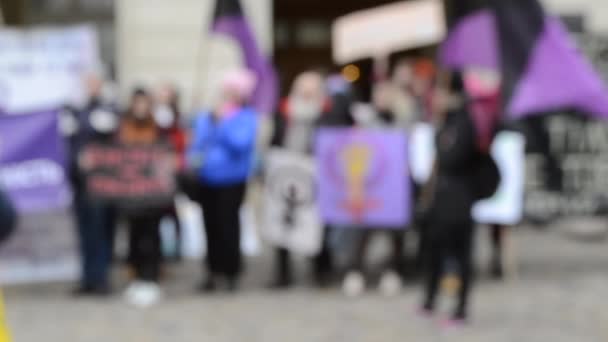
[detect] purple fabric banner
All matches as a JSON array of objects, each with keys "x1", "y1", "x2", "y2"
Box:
[
  {"x1": 315, "y1": 129, "x2": 411, "y2": 228},
  {"x1": 0, "y1": 111, "x2": 71, "y2": 213}
]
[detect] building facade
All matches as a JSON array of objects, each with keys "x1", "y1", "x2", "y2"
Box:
[{"x1": 116, "y1": 0, "x2": 272, "y2": 112}]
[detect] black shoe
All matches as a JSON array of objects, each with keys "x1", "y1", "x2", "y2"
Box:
[
  {"x1": 226, "y1": 277, "x2": 239, "y2": 292},
  {"x1": 314, "y1": 272, "x2": 333, "y2": 288},
  {"x1": 71, "y1": 284, "x2": 111, "y2": 297},
  {"x1": 197, "y1": 278, "x2": 217, "y2": 293},
  {"x1": 490, "y1": 260, "x2": 504, "y2": 280},
  {"x1": 452, "y1": 308, "x2": 468, "y2": 322},
  {"x1": 266, "y1": 277, "x2": 293, "y2": 290}
]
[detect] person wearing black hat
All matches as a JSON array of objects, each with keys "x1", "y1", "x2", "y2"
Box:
[{"x1": 418, "y1": 71, "x2": 480, "y2": 326}]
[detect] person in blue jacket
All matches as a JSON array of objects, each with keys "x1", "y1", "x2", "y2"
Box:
[{"x1": 189, "y1": 69, "x2": 258, "y2": 292}]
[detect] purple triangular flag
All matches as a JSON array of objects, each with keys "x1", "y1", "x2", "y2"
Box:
[
  {"x1": 440, "y1": 10, "x2": 498, "y2": 70},
  {"x1": 508, "y1": 18, "x2": 608, "y2": 119}
]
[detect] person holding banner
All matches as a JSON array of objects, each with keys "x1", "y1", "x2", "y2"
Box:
[
  {"x1": 119, "y1": 88, "x2": 168, "y2": 307},
  {"x1": 341, "y1": 82, "x2": 408, "y2": 297},
  {"x1": 62, "y1": 72, "x2": 119, "y2": 297},
  {"x1": 188, "y1": 69, "x2": 258, "y2": 293},
  {"x1": 266, "y1": 71, "x2": 332, "y2": 289}
]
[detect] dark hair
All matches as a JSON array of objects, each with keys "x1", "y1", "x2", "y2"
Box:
[
  {"x1": 132, "y1": 87, "x2": 149, "y2": 98},
  {"x1": 166, "y1": 85, "x2": 182, "y2": 124},
  {"x1": 449, "y1": 71, "x2": 465, "y2": 93},
  {"x1": 126, "y1": 87, "x2": 153, "y2": 122}
]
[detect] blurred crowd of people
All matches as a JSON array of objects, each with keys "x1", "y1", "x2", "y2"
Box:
[{"x1": 62, "y1": 59, "x2": 509, "y2": 326}]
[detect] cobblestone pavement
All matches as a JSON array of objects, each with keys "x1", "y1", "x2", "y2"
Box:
[{"x1": 4, "y1": 227, "x2": 608, "y2": 342}]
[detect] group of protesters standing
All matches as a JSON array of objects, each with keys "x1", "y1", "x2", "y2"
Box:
[{"x1": 63, "y1": 60, "x2": 506, "y2": 326}]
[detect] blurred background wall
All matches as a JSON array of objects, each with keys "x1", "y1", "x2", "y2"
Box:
[
  {"x1": 115, "y1": 0, "x2": 272, "y2": 111},
  {"x1": 543, "y1": 0, "x2": 608, "y2": 34}
]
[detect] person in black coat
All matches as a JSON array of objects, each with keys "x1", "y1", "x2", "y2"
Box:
[
  {"x1": 267, "y1": 71, "x2": 334, "y2": 288},
  {"x1": 60, "y1": 72, "x2": 119, "y2": 296},
  {"x1": 0, "y1": 189, "x2": 16, "y2": 244},
  {"x1": 419, "y1": 72, "x2": 480, "y2": 324}
]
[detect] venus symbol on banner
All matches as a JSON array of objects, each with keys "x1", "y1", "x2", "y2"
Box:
[
  {"x1": 262, "y1": 149, "x2": 323, "y2": 257},
  {"x1": 316, "y1": 129, "x2": 411, "y2": 228}
]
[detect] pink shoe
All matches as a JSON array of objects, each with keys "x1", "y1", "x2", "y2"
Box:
[{"x1": 439, "y1": 317, "x2": 467, "y2": 330}]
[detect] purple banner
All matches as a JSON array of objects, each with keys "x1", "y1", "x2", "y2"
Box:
[
  {"x1": 315, "y1": 129, "x2": 411, "y2": 228},
  {"x1": 0, "y1": 111, "x2": 71, "y2": 213}
]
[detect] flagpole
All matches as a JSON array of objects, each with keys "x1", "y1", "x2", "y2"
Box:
[
  {"x1": 0, "y1": 1, "x2": 4, "y2": 26},
  {"x1": 190, "y1": 5, "x2": 216, "y2": 113}
]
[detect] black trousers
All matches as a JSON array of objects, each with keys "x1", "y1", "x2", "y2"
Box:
[
  {"x1": 490, "y1": 224, "x2": 504, "y2": 261},
  {"x1": 198, "y1": 183, "x2": 246, "y2": 278},
  {"x1": 348, "y1": 229, "x2": 405, "y2": 274},
  {"x1": 74, "y1": 190, "x2": 116, "y2": 288},
  {"x1": 273, "y1": 227, "x2": 333, "y2": 283},
  {"x1": 128, "y1": 214, "x2": 162, "y2": 282},
  {"x1": 423, "y1": 222, "x2": 474, "y2": 318}
]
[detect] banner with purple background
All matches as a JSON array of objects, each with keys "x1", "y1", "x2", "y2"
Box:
[
  {"x1": 315, "y1": 129, "x2": 411, "y2": 228},
  {"x1": 0, "y1": 110, "x2": 71, "y2": 213},
  {"x1": 0, "y1": 26, "x2": 96, "y2": 284},
  {"x1": 0, "y1": 110, "x2": 77, "y2": 285}
]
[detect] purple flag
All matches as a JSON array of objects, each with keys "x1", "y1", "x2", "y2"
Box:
[
  {"x1": 315, "y1": 129, "x2": 411, "y2": 228},
  {"x1": 0, "y1": 111, "x2": 71, "y2": 213},
  {"x1": 212, "y1": 0, "x2": 278, "y2": 114},
  {"x1": 440, "y1": 10, "x2": 499, "y2": 71},
  {"x1": 508, "y1": 18, "x2": 608, "y2": 118},
  {"x1": 440, "y1": 7, "x2": 608, "y2": 119}
]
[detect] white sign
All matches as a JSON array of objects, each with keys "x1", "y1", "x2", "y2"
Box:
[
  {"x1": 262, "y1": 149, "x2": 323, "y2": 256},
  {"x1": 0, "y1": 25, "x2": 100, "y2": 113},
  {"x1": 410, "y1": 125, "x2": 526, "y2": 226},
  {"x1": 332, "y1": 0, "x2": 446, "y2": 64},
  {"x1": 473, "y1": 132, "x2": 526, "y2": 225}
]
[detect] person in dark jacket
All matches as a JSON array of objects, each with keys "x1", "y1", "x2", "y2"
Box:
[
  {"x1": 188, "y1": 69, "x2": 258, "y2": 292},
  {"x1": 61, "y1": 72, "x2": 119, "y2": 296},
  {"x1": 0, "y1": 189, "x2": 14, "y2": 342},
  {"x1": 342, "y1": 82, "x2": 407, "y2": 297},
  {"x1": 0, "y1": 189, "x2": 16, "y2": 245},
  {"x1": 419, "y1": 72, "x2": 479, "y2": 325},
  {"x1": 267, "y1": 71, "x2": 333, "y2": 288}
]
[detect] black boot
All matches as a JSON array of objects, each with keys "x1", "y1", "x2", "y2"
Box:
[
  {"x1": 490, "y1": 257, "x2": 504, "y2": 280},
  {"x1": 197, "y1": 276, "x2": 217, "y2": 293},
  {"x1": 226, "y1": 276, "x2": 239, "y2": 293},
  {"x1": 267, "y1": 275, "x2": 293, "y2": 290}
]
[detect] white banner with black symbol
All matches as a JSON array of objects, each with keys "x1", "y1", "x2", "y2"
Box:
[{"x1": 262, "y1": 149, "x2": 323, "y2": 257}]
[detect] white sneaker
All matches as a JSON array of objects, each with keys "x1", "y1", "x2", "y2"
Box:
[
  {"x1": 124, "y1": 281, "x2": 162, "y2": 308},
  {"x1": 378, "y1": 271, "x2": 403, "y2": 297},
  {"x1": 342, "y1": 271, "x2": 365, "y2": 297}
]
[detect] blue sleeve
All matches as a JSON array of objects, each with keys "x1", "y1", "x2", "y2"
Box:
[
  {"x1": 187, "y1": 113, "x2": 211, "y2": 168},
  {"x1": 218, "y1": 110, "x2": 258, "y2": 154}
]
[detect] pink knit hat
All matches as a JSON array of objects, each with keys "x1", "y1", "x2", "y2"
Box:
[{"x1": 221, "y1": 68, "x2": 257, "y2": 101}]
